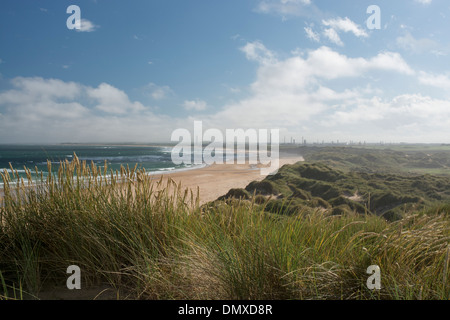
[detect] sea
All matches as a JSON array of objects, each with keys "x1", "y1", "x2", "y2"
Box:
[{"x1": 0, "y1": 144, "x2": 204, "y2": 189}]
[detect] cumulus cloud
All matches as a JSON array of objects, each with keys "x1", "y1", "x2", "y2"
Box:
[
  {"x1": 240, "y1": 41, "x2": 276, "y2": 64},
  {"x1": 304, "y1": 27, "x2": 320, "y2": 42},
  {"x1": 320, "y1": 94, "x2": 450, "y2": 141},
  {"x1": 323, "y1": 28, "x2": 343, "y2": 46},
  {"x1": 0, "y1": 77, "x2": 180, "y2": 143},
  {"x1": 317, "y1": 17, "x2": 369, "y2": 46},
  {"x1": 202, "y1": 43, "x2": 449, "y2": 143},
  {"x1": 2, "y1": 77, "x2": 82, "y2": 103},
  {"x1": 203, "y1": 45, "x2": 417, "y2": 134},
  {"x1": 418, "y1": 71, "x2": 450, "y2": 90},
  {"x1": 304, "y1": 17, "x2": 369, "y2": 46},
  {"x1": 367, "y1": 51, "x2": 414, "y2": 75},
  {"x1": 322, "y1": 17, "x2": 368, "y2": 38},
  {"x1": 87, "y1": 83, "x2": 145, "y2": 114}
]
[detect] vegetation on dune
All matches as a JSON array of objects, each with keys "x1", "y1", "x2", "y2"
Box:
[
  {"x1": 0, "y1": 150, "x2": 449, "y2": 300},
  {"x1": 281, "y1": 145, "x2": 450, "y2": 175},
  {"x1": 216, "y1": 162, "x2": 444, "y2": 221}
]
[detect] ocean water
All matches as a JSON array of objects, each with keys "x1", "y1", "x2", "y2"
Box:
[{"x1": 0, "y1": 144, "x2": 201, "y2": 187}]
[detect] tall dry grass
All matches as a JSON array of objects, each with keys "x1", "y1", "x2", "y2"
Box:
[{"x1": 0, "y1": 156, "x2": 448, "y2": 299}]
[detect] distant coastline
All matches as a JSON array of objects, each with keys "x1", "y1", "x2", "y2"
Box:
[{"x1": 59, "y1": 142, "x2": 177, "y2": 148}]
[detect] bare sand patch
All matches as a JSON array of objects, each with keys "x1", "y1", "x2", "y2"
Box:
[{"x1": 147, "y1": 155, "x2": 304, "y2": 205}]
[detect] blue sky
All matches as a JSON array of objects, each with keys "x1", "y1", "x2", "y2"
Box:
[{"x1": 1, "y1": 0, "x2": 450, "y2": 143}]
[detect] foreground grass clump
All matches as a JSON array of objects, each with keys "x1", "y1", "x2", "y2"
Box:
[{"x1": 0, "y1": 157, "x2": 449, "y2": 300}]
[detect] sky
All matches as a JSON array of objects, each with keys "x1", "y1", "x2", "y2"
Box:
[{"x1": 1, "y1": 0, "x2": 450, "y2": 144}]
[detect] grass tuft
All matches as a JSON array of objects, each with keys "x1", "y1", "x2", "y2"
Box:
[{"x1": 0, "y1": 157, "x2": 448, "y2": 299}]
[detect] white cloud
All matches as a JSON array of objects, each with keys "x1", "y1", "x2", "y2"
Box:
[
  {"x1": 306, "y1": 17, "x2": 368, "y2": 46},
  {"x1": 368, "y1": 51, "x2": 415, "y2": 75},
  {"x1": 240, "y1": 41, "x2": 276, "y2": 64},
  {"x1": 242, "y1": 45, "x2": 413, "y2": 86},
  {"x1": 322, "y1": 17, "x2": 368, "y2": 38},
  {"x1": 304, "y1": 27, "x2": 320, "y2": 42},
  {"x1": 323, "y1": 28, "x2": 343, "y2": 46},
  {"x1": 311, "y1": 92, "x2": 450, "y2": 144},
  {"x1": 0, "y1": 77, "x2": 182, "y2": 143},
  {"x1": 2, "y1": 77, "x2": 82, "y2": 103},
  {"x1": 0, "y1": 78, "x2": 88, "y2": 127},
  {"x1": 76, "y1": 19, "x2": 99, "y2": 32},
  {"x1": 203, "y1": 44, "x2": 417, "y2": 138},
  {"x1": 87, "y1": 83, "x2": 145, "y2": 114},
  {"x1": 183, "y1": 99, "x2": 207, "y2": 111},
  {"x1": 418, "y1": 71, "x2": 450, "y2": 90},
  {"x1": 322, "y1": 94, "x2": 450, "y2": 137}
]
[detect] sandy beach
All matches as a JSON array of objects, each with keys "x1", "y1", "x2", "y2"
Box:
[{"x1": 146, "y1": 154, "x2": 304, "y2": 205}]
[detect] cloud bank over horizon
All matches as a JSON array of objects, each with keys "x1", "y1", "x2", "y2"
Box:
[
  {"x1": 1, "y1": 1, "x2": 450, "y2": 144},
  {"x1": 1, "y1": 43, "x2": 450, "y2": 144}
]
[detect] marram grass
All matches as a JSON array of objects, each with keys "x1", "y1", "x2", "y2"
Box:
[{"x1": 0, "y1": 155, "x2": 448, "y2": 300}]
